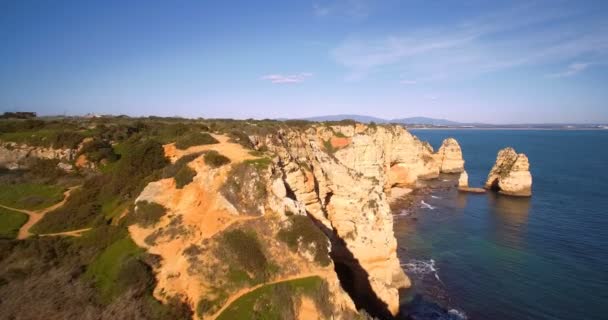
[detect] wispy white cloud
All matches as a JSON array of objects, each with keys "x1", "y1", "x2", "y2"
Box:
[
  {"x1": 400, "y1": 79, "x2": 417, "y2": 85},
  {"x1": 313, "y1": 0, "x2": 372, "y2": 18},
  {"x1": 261, "y1": 73, "x2": 313, "y2": 84},
  {"x1": 313, "y1": 3, "x2": 330, "y2": 17},
  {"x1": 547, "y1": 62, "x2": 590, "y2": 78},
  {"x1": 330, "y1": 4, "x2": 608, "y2": 82}
]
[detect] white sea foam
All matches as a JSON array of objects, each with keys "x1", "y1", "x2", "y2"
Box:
[
  {"x1": 395, "y1": 209, "x2": 410, "y2": 217},
  {"x1": 448, "y1": 308, "x2": 468, "y2": 319},
  {"x1": 421, "y1": 200, "x2": 435, "y2": 210},
  {"x1": 402, "y1": 259, "x2": 444, "y2": 284}
]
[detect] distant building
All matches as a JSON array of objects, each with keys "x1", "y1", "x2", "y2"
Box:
[{"x1": 0, "y1": 112, "x2": 37, "y2": 119}]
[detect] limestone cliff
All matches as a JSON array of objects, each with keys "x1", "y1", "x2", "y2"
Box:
[
  {"x1": 253, "y1": 124, "x2": 465, "y2": 317},
  {"x1": 484, "y1": 147, "x2": 532, "y2": 197}
]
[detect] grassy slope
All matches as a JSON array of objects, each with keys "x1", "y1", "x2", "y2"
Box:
[
  {"x1": 216, "y1": 276, "x2": 324, "y2": 320},
  {"x1": 0, "y1": 183, "x2": 64, "y2": 210},
  {"x1": 0, "y1": 207, "x2": 29, "y2": 239},
  {"x1": 85, "y1": 236, "x2": 144, "y2": 299}
]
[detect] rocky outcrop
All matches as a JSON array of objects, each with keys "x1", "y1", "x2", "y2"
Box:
[
  {"x1": 253, "y1": 124, "x2": 466, "y2": 317},
  {"x1": 485, "y1": 147, "x2": 532, "y2": 197},
  {"x1": 458, "y1": 170, "x2": 468, "y2": 188},
  {"x1": 457, "y1": 170, "x2": 486, "y2": 193},
  {"x1": 0, "y1": 142, "x2": 76, "y2": 170},
  {"x1": 435, "y1": 138, "x2": 465, "y2": 173}
]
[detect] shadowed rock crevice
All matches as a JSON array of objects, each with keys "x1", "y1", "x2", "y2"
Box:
[{"x1": 305, "y1": 211, "x2": 394, "y2": 320}]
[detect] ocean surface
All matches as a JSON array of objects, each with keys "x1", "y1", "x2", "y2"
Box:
[{"x1": 395, "y1": 130, "x2": 608, "y2": 320}]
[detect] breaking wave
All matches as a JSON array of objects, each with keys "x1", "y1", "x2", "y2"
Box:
[
  {"x1": 401, "y1": 259, "x2": 443, "y2": 284},
  {"x1": 421, "y1": 200, "x2": 435, "y2": 210}
]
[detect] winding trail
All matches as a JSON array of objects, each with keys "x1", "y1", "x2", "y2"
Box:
[
  {"x1": 209, "y1": 272, "x2": 327, "y2": 320},
  {"x1": 0, "y1": 187, "x2": 78, "y2": 239}
]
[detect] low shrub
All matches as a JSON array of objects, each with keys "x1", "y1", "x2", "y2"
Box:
[
  {"x1": 161, "y1": 152, "x2": 202, "y2": 179},
  {"x1": 203, "y1": 150, "x2": 231, "y2": 168},
  {"x1": 131, "y1": 201, "x2": 167, "y2": 228},
  {"x1": 278, "y1": 215, "x2": 331, "y2": 266},
  {"x1": 78, "y1": 138, "x2": 119, "y2": 163},
  {"x1": 52, "y1": 131, "x2": 84, "y2": 149},
  {"x1": 174, "y1": 165, "x2": 196, "y2": 189},
  {"x1": 220, "y1": 229, "x2": 270, "y2": 281},
  {"x1": 175, "y1": 132, "x2": 218, "y2": 149},
  {"x1": 220, "y1": 162, "x2": 267, "y2": 216}
]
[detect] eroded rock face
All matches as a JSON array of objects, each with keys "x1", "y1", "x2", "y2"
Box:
[
  {"x1": 485, "y1": 147, "x2": 532, "y2": 196},
  {"x1": 0, "y1": 142, "x2": 76, "y2": 170},
  {"x1": 256, "y1": 124, "x2": 462, "y2": 316},
  {"x1": 435, "y1": 138, "x2": 465, "y2": 173}
]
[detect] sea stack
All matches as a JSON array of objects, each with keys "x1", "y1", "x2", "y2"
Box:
[
  {"x1": 485, "y1": 147, "x2": 532, "y2": 197},
  {"x1": 436, "y1": 138, "x2": 465, "y2": 173}
]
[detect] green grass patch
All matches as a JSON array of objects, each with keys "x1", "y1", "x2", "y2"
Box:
[
  {"x1": 174, "y1": 132, "x2": 218, "y2": 150},
  {"x1": 85, "y1": 236, "x2": 144, "y2": 300},
  {"x1": 0, "y1": 183, "x2": 64, "y2": 210},
  {"x1": 0, "y1": 207, "x2": 29, "y2": 239},
  {"x1": 216, "y1": 276, "x2": 331, "y2": 320},
  {"x1": 243, "y1": 157, "x2": 271, "y2": 170}
]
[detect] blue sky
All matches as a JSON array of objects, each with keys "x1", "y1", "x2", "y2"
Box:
[{"x1": 1, "y1": 0, "x2": 607, "y2": 123}]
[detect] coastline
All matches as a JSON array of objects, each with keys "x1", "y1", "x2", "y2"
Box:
[{"x1": 391, "y1": 175, "x2": 469, "y2": 319}]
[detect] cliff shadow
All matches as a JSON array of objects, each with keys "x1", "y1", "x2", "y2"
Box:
[{"x1": 306, "y1": 212, "x2": 394, "y2": 320}]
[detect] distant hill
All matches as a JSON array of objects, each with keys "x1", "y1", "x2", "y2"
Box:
[
  {"x1": 301, "y1": 114, "x2": 466, "y2": 126},
  {"x1": 302, "y1": 114, "x2": 388, "y2": 123},
  {"x1": 391, "y1": 117, "x2": 463, "y2": 126}
]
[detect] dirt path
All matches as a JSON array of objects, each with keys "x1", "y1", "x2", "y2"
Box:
[
  {"x1": 38, "y1": 227, "x2": 91, "y2": 238},
  {"x1": 0, "y1": 187, "x2": 78, "y2": 240},
  {"x1": 209, "y1": 272, "x2": 327, "y2": 320}
]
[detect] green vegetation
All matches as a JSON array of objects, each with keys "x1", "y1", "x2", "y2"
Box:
[
  {"x1": 219, "y1": 229, "x2": 271, "y2": 282},
  {"x1": 32, "y1": 139, "x2": 168, "y2": 234},
  {"x1": 0, "y1": 183, "x2": 64, "y2": 210},
  {"x1": 174, "y1": 165, "x2": 197, "y2": 188},
  {"x1": 130, "y1": 201, "x2": 167, "y2": 227},
  {"x1": 243, "y1": 157, "x2": 272, "y2": 170},
  {"x1": 334, "y1": 131, "x2": 347, "y2": 138},
  {"x1": 216, "y1": 276, "x2": 332, "y2": 320},
  {"x1": 204, "y1": 150, "x2": 231, "y2": 168},
  {"x1": 86, "y1": 236, "x2": 145, "y2": 299},
  {"x1": 323, "y1": 139, "x2": 336, "y2": 155},
  {"x1": 220, "y1": 161, "x2": 268, "y2": 216},
  {"x1": 278, "y1": 215, "x2": 331, "y2": 266},
  {"x1": 0, "y1": 207, "x2": 28, "y2": 239},
  {"x1": 174, "y1": 132, "x2": 218, "y2": 149},
  {"x1": 77, "y1": 138, "x2": 119, "y2": 163},
  {"x1": 197, "y1": 290, "x2": 229, "y2": 317}
]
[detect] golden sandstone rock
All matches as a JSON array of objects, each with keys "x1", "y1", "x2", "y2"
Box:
[{"x1": 485, "y1": 147, "x2": 532, "y2": 197}]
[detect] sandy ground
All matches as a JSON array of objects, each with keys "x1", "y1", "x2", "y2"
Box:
[
  {"x1": 163, "y1": 134, "x2": 258, "y2": 164},
  {"x1": 297, "y1": 296, "x2": 320, "y2": 320},
  {"x1": 129, "y1": 134, "x2": 266, "y2": 315},
  {"x1": 128, "y1": 134, "x2": 347, "y2": 320},
  {"x1": 0, "y1": 187, "x2": 78, "y2": 240}
]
